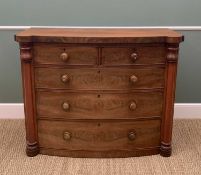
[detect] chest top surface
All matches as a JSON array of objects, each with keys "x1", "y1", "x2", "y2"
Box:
[{"x1": 15, "y1": 28, "x2": 184, "y2": 44}]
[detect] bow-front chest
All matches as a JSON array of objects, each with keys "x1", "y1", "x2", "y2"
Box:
[{"x1": 15, "y1": 29, "x2": 183, "y2": 157}]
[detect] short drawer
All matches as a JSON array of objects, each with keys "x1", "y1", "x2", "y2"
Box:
[
  {"x1": 33, "y1": 44, "x2": 98, "y2": 65},
  {"x1": 38, "y1": 119, "x2": 161, "y2": 151},
  {"x1": 36, "y1": 91, "x2": 163, "y2": 119},
  {"x1": 35, "y1": 67, "x2": 165, "y2": 90},
  {"x1": 102, "y1": 46, "x2": 166, "y2": 65}
]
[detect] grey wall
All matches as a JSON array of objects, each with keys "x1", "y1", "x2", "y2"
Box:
[
  {"x1": 0, "y1": 0, "x2": 201, "y2": 103},
  {"x1": 0, "y1": 0, "x2": 201, "y2": 26}
]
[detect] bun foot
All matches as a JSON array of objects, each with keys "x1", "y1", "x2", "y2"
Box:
[
  {"x1": 26, "y1": 142, "x2": 39, "y2": 157},
  {"x1": 160, "y1": 142, "x2": 172, "y2": 157}
]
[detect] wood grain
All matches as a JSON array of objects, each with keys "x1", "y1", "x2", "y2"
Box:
[
  {"x1": 15, "y1": 28, "x2": 184, "y2": 43},
  {"x1": 38, "y1": 119, "x2": 161, "y2": 152},
  {"x1": 34, "y1": 67, "x2": 165, "y2": 90},
  {"x1": 34, "y1": 44, "x2": 98, "y2": 65},
  {"x1": 102, "y1": 46, "x2": 166, "y2": 65},
  {"x1": 15, "y1": 29, "x2": 184, "y2": 157},
  {"x1": 20, "y1": 43, "x2": 39, "y2": 156},
  {"x1": 40, "y1": 147, "x2": 160, "y2": 158},
  {"x1": 36, "y1": 91, "x2": 163, "y2": 119},
  {"x1": 160, "y1": 44, "x2": 179, "y2": 157}
]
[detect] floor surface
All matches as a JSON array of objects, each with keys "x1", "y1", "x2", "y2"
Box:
[{"x1": 0, "y1": 119, "x2": 200, "y2": 175}]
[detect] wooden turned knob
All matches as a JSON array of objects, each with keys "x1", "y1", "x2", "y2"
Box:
[
  {"x1": 129, "y1": 101, "x2": 137, "y2": 110},
  {"x1": 63, "y1": 131, "x2": 71, "y2": 141},
  {"x1": 61, "y1": 74, "x2": 70, "y2": 83},
  {"x1": 131, "y1": 53, "x2": 138, "y2": 62},
  {"x1": 128, "y1": 131, "x2": 136, "y2": 141},
  {"x1": 62, "y1": 102, "x2": 70, "y2": 111},
  {"x1": 60, "y1": 52, "x2": 68, "y2": 62},
  {"x1": 130, "y1": 75, "x2": 138, "y2": 83}
]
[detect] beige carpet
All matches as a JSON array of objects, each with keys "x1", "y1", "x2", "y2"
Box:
[{"x1": 0, "y1": 119, "x2": 200, "y2": 175}]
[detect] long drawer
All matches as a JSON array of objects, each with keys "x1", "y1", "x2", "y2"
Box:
[
  {"x1": 36, "y1": 91, "x2": 163, "y2": 119},
  {"x1": 38, "y1": 119, "x2": 161, "y2": 151},
  {"x1": 35, "y1": 67, "x2": 165, "y2": 90}
]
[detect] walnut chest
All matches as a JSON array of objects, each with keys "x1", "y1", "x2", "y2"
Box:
[{"x1": 15, "y1": 28, "x2": 184, "y2": 157}]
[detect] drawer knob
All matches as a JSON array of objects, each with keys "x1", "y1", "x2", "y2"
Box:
[
  {"x1": 63, "y1": 131, "x2": 71, "y2": 141},
  {"x1": 129, "y1": 101, "x2": 137, "y2": 110},
  {"x1": 128, "y1": 131, "x2": 136, "y2": 141},
  {"x1": 130, "y1": 75, "x2": 138, "y2": 83},
  {"x1": 61, "y1": 74, "x2": 70, "y2": 83},
  {"x1": 131, "y1": 53, "x2": 138, "y2": 61},
  {"x1": 60, "y1": 52, "x2": 68, "y2": 62},
  {"x1": 62, "y1": 102, "x2": 70, "y2": 111}
]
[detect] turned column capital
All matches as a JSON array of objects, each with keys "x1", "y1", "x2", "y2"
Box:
[
  {"x1": 166, "y1": 44, "x2": 179, "y2": 63},
  {"x1": 20, "y1": 43, "x2": 33, "y2": 63}
]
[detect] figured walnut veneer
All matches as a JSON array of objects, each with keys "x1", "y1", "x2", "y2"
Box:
[{"x1": 15, "y1": 29, "x2": 183, "y2": 157}]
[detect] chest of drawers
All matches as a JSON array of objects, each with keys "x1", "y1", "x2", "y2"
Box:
[{"x1": 15, "y1": 29, "x2": 183, "y2": 157}]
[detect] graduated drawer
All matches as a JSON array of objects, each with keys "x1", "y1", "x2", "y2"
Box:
[
  {"x1": 38, "y1": 119, "x2": 161, "y2": 151},
  {"x1": 102, "y1": 46, "x2": 166, "y2": 65},
  {"x1": 36, "y1": 91, "x2": 163, "y2": 119},
  {"x1": 33, "y1": 44, "x2": 98, "y2": 65},
  {"x1": 35, "y1": 67, "x2": 165, "y2": 90}
]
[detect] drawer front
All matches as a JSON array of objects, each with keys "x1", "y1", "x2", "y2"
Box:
[
  {"x1": 35, "y1": 67, "x2": 165, "y2": 90},
  {"x1": 36, "y1": 91, "x2": 163, "y2": 119},
  {"x1": 101, "y1": 68, "x2": 164, "y2": 89},
  {"x1": 38, "y1": 120, "x2": 161, "y2": 151},
  {"x1": 102, "y1": 46, "x2": 166, "y2": 65},
  {"x1": 34, "y1": 44, "x2": 98, "y2": 65},
  {"x1": 35, "y1": 68, "x2": 100, "y2": 90}
]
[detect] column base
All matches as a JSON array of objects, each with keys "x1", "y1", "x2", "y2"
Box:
[
  {"x1": 160, "y1": 142, "x2": 172, "y2": 157},
  {"x1": 26, "y1": 142, "x2": 39, "y2": 157}
]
